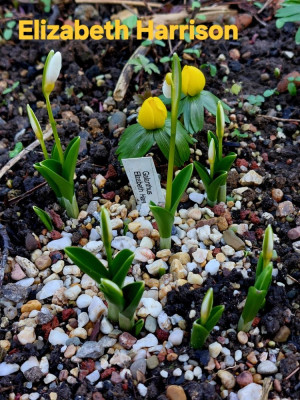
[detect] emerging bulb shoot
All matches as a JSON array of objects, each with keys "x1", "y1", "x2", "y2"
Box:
[
  {"x1": 27, "y1": 104, "x2": 43, "y2": 141},
  {"x1": 262, "y1": 224, "x2": 274, "y2": 267},
  {"x1": 216, "y1": 101, "x2": 225, "y2": 141},
  {"x1": 201, "y1": 288, "x2": 213, "y2": 326}
]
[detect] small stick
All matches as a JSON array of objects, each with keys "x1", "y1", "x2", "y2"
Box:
[
  {"x1": 261, "y1": 377, "x2": 273, "y2": 400},
  {"x1": 75, "y1": 0, "x2": 163, "y2": 7},
  {"x1": 113, "y1": 45, "x2": 150, "y2": 102},
  {"x1": 258, "y1": 114, "x2": 300, "y2": 123},
  {"x1": 287, "y1": 274, "x2": 300, "y2": 285},
  {"x1": 0, "y1": 129, "x2": 53, "y2": 181},
  {"x1": 284, "y1": 366, "x2": 300, "y2": 381},
  {"x1": 7, "y1": 156, "x2": 89, "y2": 205}
]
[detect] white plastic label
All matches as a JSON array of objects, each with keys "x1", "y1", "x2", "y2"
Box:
[{"x1": 122, "y1": 157, "x2": 165, "y2": 205}]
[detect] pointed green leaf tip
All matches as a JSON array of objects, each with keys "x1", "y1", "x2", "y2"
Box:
[
  {"x1": 262, "y1": 224, "x2": 274, "y2": 268},
  {"x1": 216, "y1": 101, "x2": 225, "y2": 141},
  {"x1": 201, "y1": 287, "x2": 213, "y2": 326}
]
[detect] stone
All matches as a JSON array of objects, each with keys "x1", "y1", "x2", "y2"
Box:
[
  {"x1": 0, "y1": 362, "x2": 20, "y2": 376},
  {"x1": 189, "y1": 193, "x2": 205, "y2": 205},
  {"x1": 2, "y1": 283, "x2": 28, "y2": 303},
  {"x1": 166, "y1": 385, "x2": 187, "y2": 400},
  {"x1": 51, "y1": 260, "x2": 64, "y2": 273},
  {"x1": 205, "y1": 259, "x2": 220, "y2": 275},
  {"x1": 21, "y1": 300, "x2": 42, "y2": 313},
  {"x1": 109, "y1": 111, "x2": 126, "y2": 133},
  {"x1": 47, "y1": 233, "x2": 72, "y2": 251},
  {"x1": 17, "y1": 327, "x2": 36, "y2": 345},
  {"x1": 237, "y1": 331, "x2": 248, "y2": 344},
  {"x1": 137, "y1": 383, "x2": 147, "y2": 397},
  {"x1": 100, "y1": 317, "x2": 113, "y2": 334},
  {"x1": 88, "y1": 296, "x2": 107, "y2": 322},
  {"x1": 217, "y1": 370, "x2": 236, "y2": 389},
  {"x1": 76, "y1": 294, "x2": 92, "y2": 309},
  {"x1": 273, "y1": 326, "x2": 291, "y2": 342},
  {"x1": 192, "y1": 248, "x2": 208, "y2": 263},
  {"x1": 95, "y1": 174, "x2": 106, "y2": 189},
  {"x1": 146, "y1": 355, "x2": 159, "y2": 369},
  {"x1": 130, "y1": 359, "x2": 146, "y2": 380},
  {"x1": 223, "y1": 230, "x2": 245, "y2": 250},
  {"x1": 139, "y1": 298, "x2": 162, "y2": 318},
  {"x1": 48, "y1": 328, "x2": 69, "y2": 346},
  {"x1": 135, "y1": 247, "x2": 155, "y2": 262},
  {"x1": 188, "y1": 208, "x2": 202, "y2": 220},
  {"x1": 197, "y1": 225, "x2": 211, "y2": 241},
  {"x1": 110, "y1": 351, "x2": 131, "y2": 367},
  {"x1": 24, "y1": 366, "x2": 43, "y2": 382},
  {"x1": 288, "y1": 227, "x2": 300, "y2": 241},
  {"x1": 133, "y1": 334, "x2": 158, "y2": 350},
  {"x1": 11, "y1": 263, "x2": 26, "y2": 280},
  {"x1": 236, "y1": 371, "x2": 253, "y2": 387},
  {"x1": 187, "y1": 272, "x2": 203, "y2": 285},
  {"x1": 35, "y1": 255, "x2": 51, "y2": 270},
  {"x1": 83, "y1": 241, "x2": 103, "y2": 254},
  {"x1": 276, "y1": 201, "x2": 295, "y2": 217},
  {"x1": 111, "y1": 236, "x2": 137, "y2": 251},
  {"x1": 65, "y1": 285, "x2": 81, "y2": 300},
  {"x1": 70, "y1": 327, "x2": 87, "y2": 339},
  {"x1": 37, "y1": 280, "x2": 63, "y2": 300},
  {"x1": 271, "y1": 188, "x2": 283, "y2": 202},
  {"x1": 20, "y1": 357, "x2": 39, "y2": 373},
  {"x1": 119, "y1": 332, "x2": 137, "y2": 349},
  {"x1": 86, "y1": 370, "x2": 100, "y2": 384},
  {"x1": 257, "y1": 360, "x2": 278, "y2": 375},
  {"x1": 168, "y1": 329, "x2": 184, "y2": 346},
  {"x1": 209, "y1": 342, "x2": 222, "y2": 358},
  {"x1": 16, "y1": 256, "x2": 39, "y2": 277},
  {"x1": 146, "y1": 259, "x2": 168, "y2": 276},
  {"x1": 145, "y1": 315, "x2": 157, "y2": 333},
  {"x1": 169, "y1": 252, "x2": 190, "y2": 265},
  {"x1": 237, "y1": 383, "x2": 262, "y2": 400},
  {"x1": 76, "y1": 341, "x2": 104, "y2": 359},
  {"x1": 240, "y1": 171, "x2": 263, "y2": 186}
]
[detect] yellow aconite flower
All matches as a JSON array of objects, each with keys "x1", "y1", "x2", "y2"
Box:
[
  {"x1": 138, "y1": 97, "x2": 167, "y2": 130},
  {"x1": 182, "y1": 65, "x2": 206, "y2": 97}
]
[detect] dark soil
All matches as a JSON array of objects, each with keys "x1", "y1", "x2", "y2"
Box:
[{"x1": 0, "y1": 1, "x2": 300, "y2": 399}]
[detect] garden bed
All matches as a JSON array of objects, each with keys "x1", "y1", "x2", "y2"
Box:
[{"x1": 0, "y1": 1, "x2": 299, "y2": 400}]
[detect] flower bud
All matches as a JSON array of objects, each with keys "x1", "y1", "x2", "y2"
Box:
[
  {"x1": 27, "y1": 104, "x2": 43, "y2": 141},
  {"x1": 208, "y1": 139, "x2": 216, "y2": 165},
  {"x1": 43, "y1": 50, "x2": 62, "y2": 95},
  {"x1": 181, "y1": 65, "x2": 206, "y2": 97},
  {"x1": 216, "y1": 101, "x2": 225, "y2": 140},
  {"x1": 138, "y1": 97, "x2": 167, "y2": 130},
  {"x1": 201, "y1": 288, "x2": 213, "y2": 326},
  {"x1": 162, "y1": 73, "x2": 172, "y2": 98},
  {"x1": 262, "y1": 224, "x2": 273, "y2": 267}
]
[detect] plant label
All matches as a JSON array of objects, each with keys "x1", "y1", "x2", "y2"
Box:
[{"x1": 122, "y1": 157, "x2": 165, "y2": 205}]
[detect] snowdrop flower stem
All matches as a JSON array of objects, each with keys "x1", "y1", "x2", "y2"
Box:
[{"x1": 45, "y1": 93, "x2": 64, "y2": 165}]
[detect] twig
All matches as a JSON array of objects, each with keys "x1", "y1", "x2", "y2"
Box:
[
  {"x1": 0, "y1": 129, "x2": 53, "y2": 181},
  {"x1": 0, "y1": 224, "x2": 11, "y2": 289},
  {"x1": 257, "y1": 0, "x2": 273, "y2": 14},
  {"x1": 75, "y1": 0, "x2": 163, "y2": 7},
  {"x1": 284, "y1": 366, "x2": 300, "y2": 381},
  {"x1": 258, "y1": 115, "x2": 300, "y2": 123},
  {"x1": 7, "y1": 156, "x2": 89, "y2": 205},
  {"x1": 287, "y1": 274, "x2": 300, "y2": 285},
  {"x1": 113, "y1": 45, "x2": 150, "y2": 102},
  {"x1": 261, "y1": 377, "x2": 273, "y2": 400}
]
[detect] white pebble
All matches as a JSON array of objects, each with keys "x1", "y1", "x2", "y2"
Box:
[
  {"x1": 205, "y1": 260, "x2": 220, "y2": 275},
  {"x1": 168, "y1": 328, "x2": 184, "y2": 346},
  {"x1": 0, "y1": 362, "x2": 19, "y2": 376},
  {"x1": 209, "y1": 342, "x2": 222, "y2": 358},
  {"x1": 48, "y1": 328, "x2": 69, "y2": 346},
  {"x1": 173, "y1": 368, "x2": 182, "y2": 376},
  {"x1": 137, "y1": 383, "x2": 147, "y2": 397},
  {"x1": 189, "y1": 192, "x2": 205, "y2": 204},
  {"x1": 76, "y1": 294, "x2": 92, "y2": 309},
  {"x1": 184, "y1": 370, "x2": 194, "y2": 380}
]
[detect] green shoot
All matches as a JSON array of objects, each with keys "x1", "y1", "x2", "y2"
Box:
[
  {"x1": 191, "y1": 288, "x2": 224, "y2": 349},
  {"x1": 33, "y1": 206, "x2": 53, "y2": 232},
  {"x1": 238, "y1": 225, "x2": 274, "y2": 332},
  {"x1": 65, "y1": 207, "x2": 144, "y2": 333}
]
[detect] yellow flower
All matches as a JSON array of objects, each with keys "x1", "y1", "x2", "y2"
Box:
[
  {"x1": 182, "y1": 65, "x2": 206, "y2": 97},
  {"x1": 138, "y1": 97, "x2": 167, "y2": 130}
]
